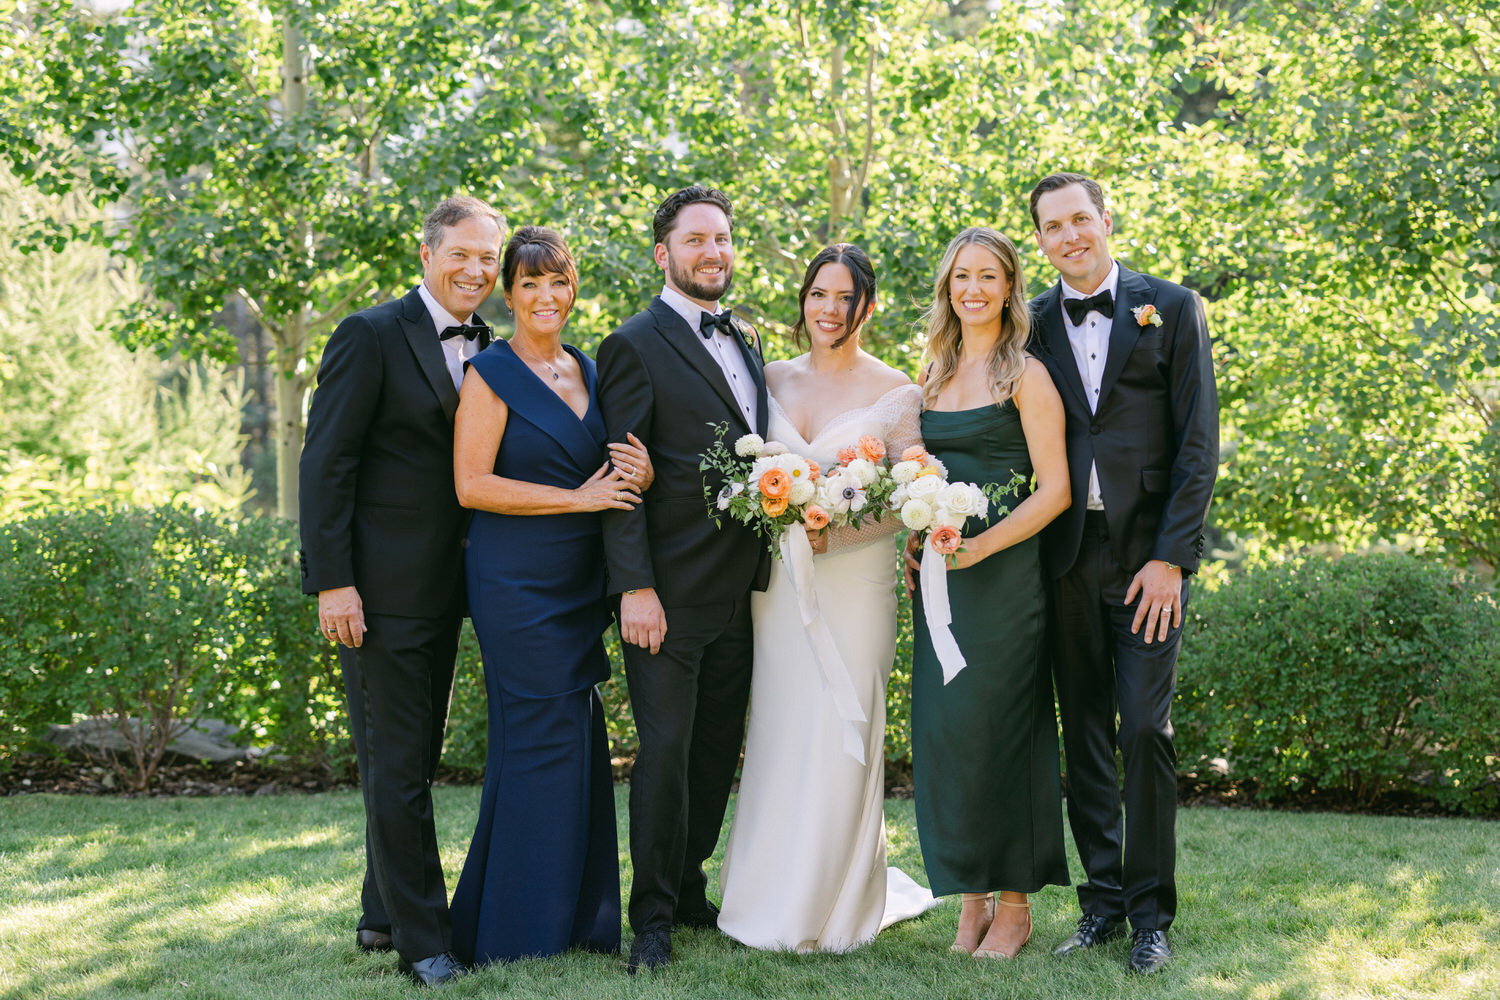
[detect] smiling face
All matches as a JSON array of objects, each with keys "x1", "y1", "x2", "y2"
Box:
[
  {"x1": 1034, "y1": 182, "x2": 1114, "y2": 294},
  {"x1": 802, "y1": 261, "x2": 872, "y2": 350},
  {"x1": 505, "y1": 269, "x2": 575, "y2": 340},
  {"x1": 947, "y1": 244, "x2": 1011, "y2": 335},
  {"x1": 420, "y1": 215, "x2": 503, "y2": 321},
  {"x1": 655, "y1": 201, "x2": 734, "y2": 308}
]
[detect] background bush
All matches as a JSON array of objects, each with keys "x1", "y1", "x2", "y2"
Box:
[
  {"x1": 0, "y1": 505, "x2": 344, "y2": 786},
  {"x1": 1175, "y1": 552, "x2": 1500, "y2": 815}
]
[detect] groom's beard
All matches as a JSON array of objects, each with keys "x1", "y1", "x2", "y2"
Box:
[{"x1": 667, "y1": 253, "x2": 733, "y2": 303}]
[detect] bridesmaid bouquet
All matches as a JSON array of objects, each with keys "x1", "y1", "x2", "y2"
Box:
[{"x1": 892, "y1": 447, "x2": 1024, "y2": 686}]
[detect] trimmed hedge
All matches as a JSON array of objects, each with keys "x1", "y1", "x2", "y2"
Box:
[{"x1": 1175, "y1": 552, "x2": 1500, "y2": 814}]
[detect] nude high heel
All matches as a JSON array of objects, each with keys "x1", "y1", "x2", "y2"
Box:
[
  {"x1": 950, "y1": 892, "x2": 996, "y2": 954},
  {"x1": 973, "y1": 895, "x2": 1032, "y2": 960}
]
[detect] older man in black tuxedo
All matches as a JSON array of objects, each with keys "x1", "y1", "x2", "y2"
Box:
[
  {"x1": 597, "y1": 185, "x2": 771, "y2": 974},
  {"x1": 299, "y1": 196, "x2": 504, "y2": 988},
  {"x1": 1026, "y1": 173, "x2": 1218, "y2": 975}
]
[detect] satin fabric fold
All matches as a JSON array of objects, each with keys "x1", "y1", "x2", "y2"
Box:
[{"x1": 920, "y1": 542, "x2": 968, "y2": 684}]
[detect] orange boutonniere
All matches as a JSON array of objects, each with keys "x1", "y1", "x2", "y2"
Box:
[{"x1": 1132, "y1": 303, "x2": 1164, "y2": 328}]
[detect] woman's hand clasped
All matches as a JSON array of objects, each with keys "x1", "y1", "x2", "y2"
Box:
[
  {"x1": 576, "y1": 462, "x2": 641, "y2": 512},
  {"x1": 608, "y1": 432, "x2": 654, "y2": 492}
]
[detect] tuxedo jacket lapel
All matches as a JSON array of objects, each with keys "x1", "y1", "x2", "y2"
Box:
[
  {"x1": 399, "y1": 287, "x2": 460, "y2": 424},
  {"x1": 1035, "y1": 284, "x2": 1090, "y2": 412},
  {"x1": 1097, "y1": 266, "x2": 1156, "y2": 412},
  {"x1": 647, "y1": 297, "x2": 755, "y2": 434}
]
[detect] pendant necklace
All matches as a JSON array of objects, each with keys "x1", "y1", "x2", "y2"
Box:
[{"x1": 512, "y1": 340, "x2": 561, "y2": 381}]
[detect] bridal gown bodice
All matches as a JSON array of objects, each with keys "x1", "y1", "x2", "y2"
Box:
[{"x1": 717, "y1": 382, "x2": 939, "y2": 952}]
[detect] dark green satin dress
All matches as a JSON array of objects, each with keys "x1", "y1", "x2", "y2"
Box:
[{"x1": 911, "y1": 402, "x2": 1069, "y2": 896}]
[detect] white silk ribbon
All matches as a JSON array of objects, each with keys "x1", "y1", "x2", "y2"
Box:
[
  {"x1": 780, "y1": 527, "x2": 869, "y2": 764},
  {"x1": 920, "y1": 542, "x2": 968, "y2": 684}
]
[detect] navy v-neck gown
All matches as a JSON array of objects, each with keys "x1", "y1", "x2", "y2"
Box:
[{"x1": 449, "y1": 340, "x2": 621, "y2": 965}]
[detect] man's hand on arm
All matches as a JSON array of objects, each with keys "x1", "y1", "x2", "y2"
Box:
[
  {"x1": 1126, "y1": 560, "x2": 1182, "y2": 645},
  {"x1": 620, "y1": 587, "x2": 668, "y2": 655},
  {"x1": 318, "y1": 586, "x2": 367, "y2": 648}
]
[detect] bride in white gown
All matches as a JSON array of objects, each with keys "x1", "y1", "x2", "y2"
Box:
[{"x1": 718, "y1": 244, "x2": 940, "y2": 952}]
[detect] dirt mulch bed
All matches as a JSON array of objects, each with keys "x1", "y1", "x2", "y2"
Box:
[{"x1": 3, "y1": 754, "x2": 1491, "y2": 819}]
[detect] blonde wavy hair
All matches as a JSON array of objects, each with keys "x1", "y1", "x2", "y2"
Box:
[{"x1": 919, "y1": 227, "x2": 1031, "y2": 409}]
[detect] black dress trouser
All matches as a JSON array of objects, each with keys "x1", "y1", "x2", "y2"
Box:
[
  {"x1": 621, "y1": 597, "x2": 754, "y2": 934},
  {"x1": 1050, "y1": 511, "x2": 1185, "y2": 932},
  {"x1": 339, "y1": 610, "x2": 462, "y2": 961}
]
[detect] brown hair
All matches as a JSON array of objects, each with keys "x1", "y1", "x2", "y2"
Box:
[
  {"x1": 422, "y1": 195, "x2": 505, "y2": 250},
  {"x1": 1028, "y1": 172, "x2": 1107, "y2": 231},
  {"x1": 791, "y1": 244, "x2": 878, "y2": 350},
  {"x1": 652, "y1": 185, "x2": 734, "y2": 247},
  {"x1": 501, "y1": 226, "x2": 578, "y2": 294}
]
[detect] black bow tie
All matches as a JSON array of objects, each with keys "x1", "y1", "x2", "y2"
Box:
[
  {"x1": 699, "y1": 310, "x2": 735, "y2": 339},
  {"x1": 1063, "y1": 290, "x2": 1114, "y2": 325},
  {"x1": 439, "y1": 321, "x2": 490, "y2": 344}
]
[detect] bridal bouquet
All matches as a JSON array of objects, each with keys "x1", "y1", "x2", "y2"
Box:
[{"x1": 702, "y1": 425, "x2": 823, "y2": 554}]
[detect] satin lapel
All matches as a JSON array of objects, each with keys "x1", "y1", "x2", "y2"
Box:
[
  {"x1": 1036, "y1": 284, "x2": 1090, "y2": 412},
  {"x1": 398, "y1": 287, "x2": 460, "y2": 424},
  {"x1": 488, "y1": 341, "x2": 602, "y2": 474},
  {"x1": 647, "y1": 297, "x2": 752, "y2": 433},
  {"x1": 729, "y1": 317, "x2": 770, "y2": 437},
  {"x1": 1097, "y1": 266, "x2": 1156, "y2": 412}
]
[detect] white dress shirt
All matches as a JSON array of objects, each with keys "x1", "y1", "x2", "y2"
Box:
[
  {"x1": 418, "y1": 281, "x2": 483, "y2": 390},
  {"x1": 1060, "y1": 260, "x2": 1120, "y2": 511},
  {"x1": 660, "y1": 284, "x2": 758, "y2": 429}
]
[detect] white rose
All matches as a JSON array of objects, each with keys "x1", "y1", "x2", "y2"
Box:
[
  {"x1": 761, "y1": 440, "x2": 788, "y2": 456},
  {"x1": 734, "y1": 433, "x2": 764, "y2": 458},
  {"x1": 932, "y1": 506, "x2": 967, "y2": 530},
  {"x1": 938, "y1": 482, "x2": 987, "y2": 519},
  {"x1": 888, "y1": 485, "x2": 910, "y2": 510},
  {"x1": 843, "y1": 457, "x2": 879, "y2": 488},
  {"x1": 907, "y1": 474, "x2": 943, "y2": 502},
  {"x1": 900, "y1": 498, "x2": 934, "y2": 532},
  {"x1": 789, "y1": 478, "x2": 816, "y2": 506},
  {"x1": 890, "y1": 460, "x2": 921, "y2": 485}
]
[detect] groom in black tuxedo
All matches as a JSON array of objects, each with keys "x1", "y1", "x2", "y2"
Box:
[
  {"x1": 597, "y1": 185, "x2": 771, "y2": 974},
  {"x1": 1026, "y1": 173, "x2": 1218, "y2": 974},
  {"x1": 299, "y1": 196, "x2": 504, "y2": 988}
]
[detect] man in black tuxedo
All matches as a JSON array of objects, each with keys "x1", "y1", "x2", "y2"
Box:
[
  {"x1": 596, "y1": 185, "x2": 771, "y2": 974},
  {"x1": 1026, "y1": 173, "x2": 1218, "y2": 974},
  {"x1": 299, "y1": 196, "x2": 504, "y2": 988}
]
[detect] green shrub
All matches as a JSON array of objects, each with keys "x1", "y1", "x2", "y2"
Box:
[
  {"x1": 1176, "y1": 552, "x2": 1500, "y2": 814},
  {"x1": 0, "y1": 505, "x2": 344, "y2": 787}
]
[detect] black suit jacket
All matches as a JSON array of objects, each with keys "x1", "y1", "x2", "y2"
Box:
[
  {"x1": 596, "y1": 296, "x2": 772, "y2": 607},
  {"x1": 1029, "y1": 266, "x2": 1219, "y2": 580},
  {"x1": 299, "y1": 285, "x2": 474, "y2": 618}
]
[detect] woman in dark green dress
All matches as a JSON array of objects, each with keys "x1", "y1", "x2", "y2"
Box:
[{"x1": 906, "y1": 227, "x2": 1071, "y2": 960}]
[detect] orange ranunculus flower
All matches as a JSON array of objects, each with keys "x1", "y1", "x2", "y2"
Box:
[
  {"x1": 761, "y1": 494, "x2": 790, "y2": 517},
  {"x1": 856, "y1": 435, "x2": 886, "y2": 462},
  {"x1": 914, "y1": 464, "x2": 942, "y2": 478},
  {"x1": 836, "y1": 446, "x2": 858, "y2": 466},
  {"x1": 928, "y1": 525, "x2": 962, "y2": 556},
  {"x1": 901, "y1": 445, "x2": 930, "y2": 463},
  {"x1": 758, "y1": 468, "x2": 791, "y2": 499},
  {"x1": 803, "y1": 504, "x2": 830, "y2": 530},
  {"x1": 806, "y1": 459, "x2": 821, "y2": 481}
]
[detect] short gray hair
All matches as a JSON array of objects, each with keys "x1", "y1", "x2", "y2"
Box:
[{"x1": 422, "y1": 196, "x2": 506, "y2": 250}]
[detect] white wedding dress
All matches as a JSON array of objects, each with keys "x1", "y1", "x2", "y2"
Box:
[{"x1": 717, "y1": 382, "x2": 940, "y2": 952}]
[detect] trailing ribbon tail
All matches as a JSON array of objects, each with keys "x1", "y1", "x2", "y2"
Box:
[
  {"x1": 920, "y1": 542, "x2": 968, "y2": 684},
  {"x1": 780, "y1": 528, "x2": 868, "y2": 765}
]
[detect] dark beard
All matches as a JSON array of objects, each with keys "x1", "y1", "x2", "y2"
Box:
[{"x1": 668, "y1": 254, "x2": 733, "y2": 303}]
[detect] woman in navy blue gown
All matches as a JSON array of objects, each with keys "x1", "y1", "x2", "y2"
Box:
[{"x1": 450, "y1": 226, "x2": 652, "y2": 965}]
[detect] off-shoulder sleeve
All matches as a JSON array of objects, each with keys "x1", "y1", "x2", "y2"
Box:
[{"x1": 823, "y1": 383, "x2": 923, "y2": 556}]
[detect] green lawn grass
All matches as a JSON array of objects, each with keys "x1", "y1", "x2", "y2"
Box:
[{"x1": 2, "y1": 787, "x2": 1496, "y2": 999}]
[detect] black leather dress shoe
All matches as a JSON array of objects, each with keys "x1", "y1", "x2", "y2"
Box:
[
  {"x1": 627, "y1": 927, "x2": 672, "y2": 975},
  {"x1": 1052, "y1": 912, "x2": 1125, "y2": 955},
  {"x1": 356, "y1": 929, "x2": 394, "y2": 953},
  {"x1": 1128, "y1": 928, "x2": 1172, "y2": 974},
  {"x1": 673, "y1": 899, "x2": 720, "y2": 930},
  {"x1": 397, "y1": 951, "x2": 467, "y2": 988}
]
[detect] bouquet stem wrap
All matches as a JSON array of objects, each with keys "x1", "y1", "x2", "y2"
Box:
[
  {"x1": 920, "y1": 542, "x2": 968, "y2": 684},
  {"x1": 780, "y1": 527, "x2": 869, "y2": 764}
]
